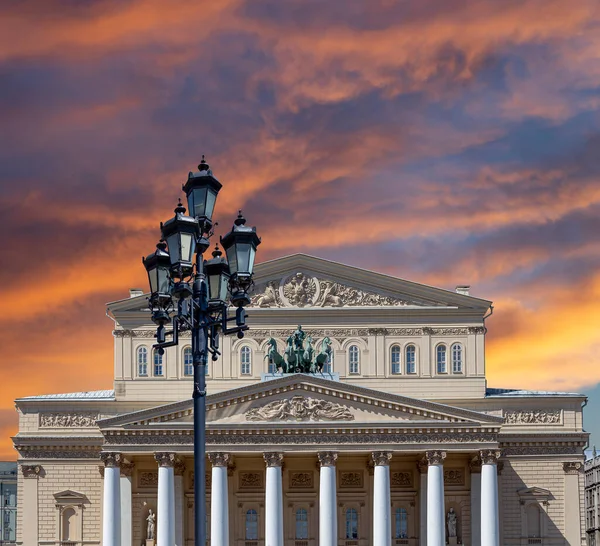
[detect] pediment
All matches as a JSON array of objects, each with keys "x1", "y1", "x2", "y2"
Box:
[
  {"x1": 54, "y1": 490, "x2": 88, "y2": 501},
  {"x1": 98, "y1": 374, "x2": 502, "y2": 430},
  {"x1": 517, "y1": 487, "x2": 552, "y2": 501}
]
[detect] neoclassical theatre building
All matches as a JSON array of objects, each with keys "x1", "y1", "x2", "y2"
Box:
[{"x1": 13, "y1": 254, "x2": 587, "y2": 546}]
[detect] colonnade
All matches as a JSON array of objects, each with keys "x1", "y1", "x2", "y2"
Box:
[{"x1": 101, "y1": 449, "x2": 501, "y2": 546}]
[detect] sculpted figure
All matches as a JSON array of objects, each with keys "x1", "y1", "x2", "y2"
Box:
[
  {"x1": 146, "y1": 509, "x2": 156, "y2": 540},
  {"x1": 447, "y1": 507, "x2": 457, "y2": 538}
]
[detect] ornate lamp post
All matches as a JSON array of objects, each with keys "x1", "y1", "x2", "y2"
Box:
[{"x1": 142, "y1": 156, "x2": 260, "y2": 546}]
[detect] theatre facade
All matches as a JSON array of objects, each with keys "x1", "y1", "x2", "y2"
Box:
[{"x1": 13, "y1": 254, "x2": 587, "y2": 546}]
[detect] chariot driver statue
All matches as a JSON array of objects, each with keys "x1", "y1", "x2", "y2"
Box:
[{"x1": 293, "y1": 325, "x2": 305, "y2": 352}]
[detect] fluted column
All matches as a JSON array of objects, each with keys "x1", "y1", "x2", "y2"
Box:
[
  {"x1": 155, "y1": 452, "x2": 176, "y2": 546},
  {"x1": 264, "y1": 452, "x2": 284, "y2": 546},
  {"x1": 372, "y1": 451, "x2": 392, "y2": 546},
  {"x1": 480, "y1": 450, "x2": 500, "y2": 546},
  {"x1": 318, "y1": 451, "x2": 338, "y2": 546},
  {"x1": 174, "y1": 459, "x2": 186, "y2": 546},
  {"x1": 426, "y1": 450, "x2": 446, "y2": 546},
  {"x1": 209, "y1": 453, "x2": 231, "y2": 546},
  {"x1": 101, "y1": 452, "x2": 122, "y2": 546},
  {"x1": 469, "y1": 456, "x2": 482, "y2": 546}
]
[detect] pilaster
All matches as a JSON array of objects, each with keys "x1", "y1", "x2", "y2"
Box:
[{"x1": 21, "y1": 465, "x2": 42, "y2": 546}]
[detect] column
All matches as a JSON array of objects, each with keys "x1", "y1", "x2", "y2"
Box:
[
  {"x1": 174, "y1": 459, "x2": 186, "y2": 546},
  {"x1": 264, "y1": 452, "x2": 284, "y2": 546},
  {"x1": 417, "y1": 458, "x2": 427, "y2": 546},
  {"x1": 372, "y1": 452, "x2": 392, "y2": 546},
  {"x1": 480, "y1": 450, "x2": 500, "y2": 546},
  {"x1": 209, "y1": 453, "x2": 231, "y2": 546},
  {"x1": 21, "y1": 465, "x2": 42, "y2": 546},
  {"x1": 120, "y1": 460, "x2": 135, "y2": 546},
  {"x1": 155, "y1": 452, "x2": 176, "y2": 546},
  {"x1": 318, "y1": 451, "x2": 338, "y2": 546},
  {"x1": 426, "y1": 450, "x2": 446, "y2": 546},
  {"x1": 563, "y1": 462, "x2": 584, "y2": 546},
  {"x1": 469, "y1": 455, "x2": 481, "y2": 546},
  {"x1": 101, "y1": 452, "x2": 122, "y2": 546}
]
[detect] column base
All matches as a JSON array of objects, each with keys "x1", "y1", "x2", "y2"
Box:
[
  {"x1": 145, "y1": 540, "x2": 155, "y2": 546},
  {"x1": 448, "y1": 537, "x2": 458, "y2": 546}
]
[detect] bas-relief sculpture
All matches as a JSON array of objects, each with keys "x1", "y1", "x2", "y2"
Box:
[
  {"x1": 39, "y1": 412, "x2": 98, "y2": 427},
  {"x1": 504, "y1": 409, "x2": 561, "y2": 424},
  {"x1": 245, "y1": 395, "x2": 354, "y2": 422}
]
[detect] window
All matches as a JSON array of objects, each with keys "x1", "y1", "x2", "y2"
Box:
[
  {"x1": 323, "y1": 349, "x2": 333, "y2": 374},
  {"x1": 345, "y1": 508, "x2": 358, "y2": 539},
  {"x1": 295, "y1": 508, "x2": 309, "y2": 539},
  {"x1": 391, "y1": 345, "x2": 401, "y2": 374},
  {"x1": 349, "y1": 345, "x2": 360, "y2": 374},
  {"x1": 436, "y1": 345, "x2": 447, "y2": 374},
  {"x1": 137, "y1": 347, "x2": 148, "y2": 376},
  {"x1": 395, "y1": 507, "x2": 408, "y2": 538},
  {"x1": 245, "y1": 509, "x2": 258, "y2": 540},
  {"x1": 183, "y1": 347, "x2": 193, "y2": 376},
  {"x1": 153, "y1": 349, "x2": 164, "y2": 376},
  {"x1": 451, "y1": 343, "x2": 463, "y2": 373},
  {"x1": 241, "y1": 346, "x2": 252, "y2": 375},
  {"x1": 405, "y1": 344, "x2": 416, "y2": 374}
]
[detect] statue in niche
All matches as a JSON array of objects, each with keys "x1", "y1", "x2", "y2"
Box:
[
  {"x1": 447, "y1": 507, "x2": 458, "y2": 538},
  {"x1": 146, "y1": 508, "x2": 156, "y2": 540}
]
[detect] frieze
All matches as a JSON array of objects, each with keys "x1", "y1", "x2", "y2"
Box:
[
  {"x1": 430, "y1": 328, "x2": 469, "y2": 336},
  {"x1": 16, "y1": 448, "x2": 101, "y2": 459},
  {"x1": 139, "y1": 471, "x2": 158, "y2": 487},
  {"x1": 502, "y1": 446, "x2": 581, "y2": 456},
  {"x1": 391, "y1": 471, "x2": 413, "y2": 487},
  {"x1": 246, "y1": 396, "x2": 354, "y2": 422},
  {"x1": 504, "y1": 410, "x2": 561, "y2": 425},
  {"x1": 40, "y1": 412, "x2": 98, "y2": 428},
  {"x1": 239, "y1": 472, "x2": 263, "y2": 488},
  {"x1": 444, "y1": 468, "x2": 464, "y2": 485},
  {"x1": 290, "y1": 472, "x2": 314, "y2": 488},
  {"x1": 340, "y1": 471, "x2": 363, "y2": 488}
]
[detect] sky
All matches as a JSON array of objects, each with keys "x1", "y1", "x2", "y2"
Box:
[{"x1": 1, "y1": 0, "x2": 600, "y2": 460}]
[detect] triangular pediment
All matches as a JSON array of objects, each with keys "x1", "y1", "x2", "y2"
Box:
[
  {"x1": 54, "y1": 490, "x2": 88, "y2": 501},
  {"x1": 98, "y1": 374, "x2": 502, "y2": 430}
]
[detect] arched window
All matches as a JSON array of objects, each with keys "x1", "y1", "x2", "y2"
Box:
[
  {"x1": 405, "y1": 344, "x2": 416, "y2": 374},
  {"x1": 345, "y1": 508, "x2": 358, "y2": 539},
  {"x1": 245, "y1": 509, "x2": 259, "y2": 540},
  {"x1": 391, "y1": 345, "x2": 401, "y2": 374},
  {"x1": 436, "y1": 345, "x2": 447, "y2": 374},
  {"x1": 241, "y1": 346, "x2": 252, "y2": 375},
  {"x1": 527, "y1": 504, "x2": 541, "y2": 538},
  {"x1": 153, "y1": 349, "x2": 164, "y2": 376},
  {"x1": 349, "y1": 345, "x2": 360, "y2": 374},
  {"x1": 183, "y1": 347, "x2": 193, "y2": 376},
  {"x1": 395, "y1": 507, "x2": 408, "y2": 538},
  {"x1": 137, "y1": 347, "x2": 148, "y2": 376},
  {"x1": 323, "y1": 348, "x2": 333, "y2": 374},
  {"x1": 295, "y1": 508, "x2": 309, "y2": 539},
  {"x1": 451, "y1": 343, "x2": 463, "y2": 373}
]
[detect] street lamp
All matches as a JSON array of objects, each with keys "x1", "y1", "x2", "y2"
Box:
[{"x1": 142, "y1": 157, "x2": 260, "y2": 546}]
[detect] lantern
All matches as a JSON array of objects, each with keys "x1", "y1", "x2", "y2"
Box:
[
  {"x1": 204, "y1": 245, "x2": 230, "y2": 305},
  {"x1": 182, "y1": 156, "x2": 222, "y2": 225},
  {"x1": 160, "y1": 200, "x2": 199, "y2": 277}
]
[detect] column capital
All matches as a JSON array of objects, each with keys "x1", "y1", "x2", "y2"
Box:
[
  {"x1": 120, "y1": 459, "x2": 135, "y2": 477},
  {"x1": 208, "y1": 452, "x2": 231, "y2": 468},
  {"x1": 416, "y1": 456, "x2": 428, "y2": 474},
  {"x1": 154, "y1": 452, "x2": 177, "y2": 467},
  {"x1": 174, "y1": 458, "x2": 186, "y2": 476},
  {"x1": 563, "y1": 461, "x2": 583, "y2": 474},
  {"x1": 101, "y1": 452, "x2": 122, "y2": 468},
  {"x1": 372, "y1": 451, "x2": 392, "y2": 466},
  {"x1": 21, "y1": 464, "x2": 43, "y2": 479},
  {"x1": 263, "y1": 452, "x2": 284, "y2": 467},
  {"x1": 469, "y1": 455, "x2": 482, "y2": 474},
  {"x1": 425, "y1": 450, "x2": 446, "y2": 465},
  {"x1": 318, "y1": 451, "x2": 338, "y2": 467},
  {"x1": 479, "y1": 449, "x2": 501, "y2": 465}
]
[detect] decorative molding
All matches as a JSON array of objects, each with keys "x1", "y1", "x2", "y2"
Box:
[
  {"x1": 425, "y1": 450, "x2": 447, "y2": 465},
  {"x1": 290, "y1": 472, "x2": 314, "y2": 488},
  {"x1": 21, "y1": 464, "x2": 42, "y2": 479},
  {"x1": 444, "y1": 468, "x2": 464, "y2": 485},
  {"x1": 563, "y1": 461, "x2": 583, "y2": 474},
  {"x1": 502, "y1": 446, "x2": 582, "y2": 456},
  {"x1": 391, "y1": 471, "x2": 413, "y2": 487},
  {"x1": 120, "y1": 460, "x2": 135, "y2": 477},
  {"x1": 503, "y1": 410, "x2": 561, "y2": 425},
  {"x1": 138, "y1": 471, "x2": 158, "y2": 487},
  {"x1": 469, "y1": 455, "x2": 482, "y2": 474},
  {"x1": 468, "y1": 327, "x2": 486, "y2": 334},
  {"x1": 100, "y1": 452, "x2": 121, "y2": 468},
  {"x1": 39, "y1": 412, "x2": 98, "y2": 428},
  {"x1": 340, "y1": 471, "x2": 363, "y2": 488},
  {"x1": 174, "y1": 459, "x2": 186, "y2": 476},
  {"x1": 263, "y1": 452, "x2": 284, "y2": 467},
  {"x1": 318, "y1": 451, "x2": 338, "y2": 467},
  {"x1": 239, "y1": 472, "x2": 263, "y2": 489},
  {"x1": 154, "y1": 452, "x2": 176, "y2": 467},
  {"x1": 242, "y1": 326, "x2": 477, "y2": 339},
  {"x1": 372, "y1": 451, "x2": 392, "y2": 466},
  {"x1": 189, "y1": 472, "x2": 211, "y2": 490},
  {"x1": 416, "y1": 457, "x2": 428, "y2": 474},
  {"x1": 246, "y1": 396, "x2": 354, "y2": 422},
  {"x1": 208, "y1": 452, "x2": 230, "y2": 468},
  {"x1": 430, "y1": 328, "x2": 469, "y2": 336},
  {"x1": 479, "y1": 450, "x2": 501, "y2": 465}
]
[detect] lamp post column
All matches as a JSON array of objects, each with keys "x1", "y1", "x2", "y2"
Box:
[
  {"x1": 318, "y1": 451, "x2": 338, "y2": 546},
  {"x1": 426, "y1": 450, "x2": 446, "y2": 546},
  {"x1": 208, "y1": 453, "x2": 231, "y2": 546},
  {"x1": 480, "y1": 450, "x2": 500, "y2": 546},
  {"x1": 264, "y1": 452, "x2": 284, "y2": 546},
  {"x1": 155, "y1": 452, "x2": 176, "y2": 546},
  {"x1": 372, "y1": 452, "x2": 392, "y2": 546},
  {"x1": 101, "y1": 452, "x2": 122, "y2": 546}
]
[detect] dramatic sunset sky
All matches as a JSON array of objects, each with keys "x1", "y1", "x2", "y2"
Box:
[{"x1": 2, "y1": 0, "x2": 600, "y2": 459}]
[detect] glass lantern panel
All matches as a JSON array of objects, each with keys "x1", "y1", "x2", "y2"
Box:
[
  {"x1": 157, "y1": 266, "x2": 170, "y2": 294},
  {"x1": 219, "y1": 274, "x2": 229, "y2": 301},
  {"x1": 207, "y1": 273, "x2": 220, "y2": 300},
  {"x1": 190, "y1": 187, "x2": 208, "y2": 218},
  {"x1": 237, "y1": 243, "x2": 255, "y2": 275},
  {"x1": 180, "y1": 233, "x2": 194, "y2": 263},
  {"x1": 166, "y1": 234, "x2": 181, "y2": 265},
  {"x1": 205, "y1": 188, "x2": 217, "y2": 220},
  {"x1": 226, "y1": 245, "x2": 238, "y2": 275}
]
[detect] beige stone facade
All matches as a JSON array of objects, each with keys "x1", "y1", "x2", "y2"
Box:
[{"x1": 13, "y1": 254, "x2": 587, "y2": 545}]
